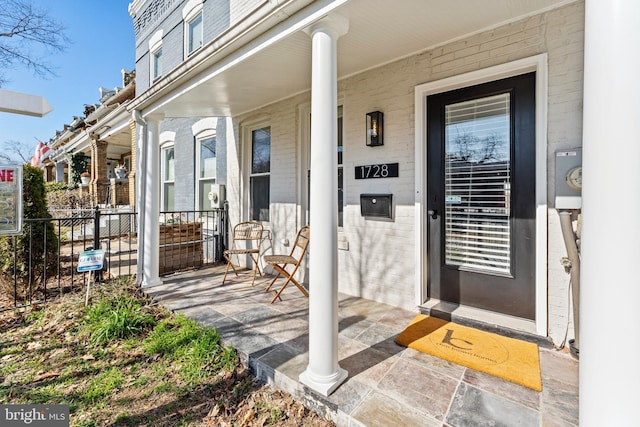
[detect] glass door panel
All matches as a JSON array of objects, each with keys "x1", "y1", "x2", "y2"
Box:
[{"x1": 444, "y1": 94, "x2": 512, "y2": 276}]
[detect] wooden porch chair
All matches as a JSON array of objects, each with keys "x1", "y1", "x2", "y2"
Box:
[
  {"x1": 222, "y1": 221, "x2": 264, "y2": 286},
  {"x1": 263, "y1": 226, "x2": 310, "y2": 303}
]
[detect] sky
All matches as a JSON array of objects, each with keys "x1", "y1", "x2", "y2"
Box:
[{"x1": 0, "y1": 0, "x2": 135, "y2": 161}]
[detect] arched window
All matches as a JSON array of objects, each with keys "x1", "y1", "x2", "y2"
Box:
[
  {"x1": 192, "y1": 118, "x2": 217, "y2": 210},
  {"x1": 160, "y1": 131, "x2": 176, "y2": 211},
  {"x1": 183, "y1": 0, "x2": 203, "y2": 58},
  {"x1": 149, "y1": 29, "x2": 163, "y2": 83}
]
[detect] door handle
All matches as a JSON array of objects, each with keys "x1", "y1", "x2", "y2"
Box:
[{"x1": 428, "y1": 209, "x2": 438, "y2": 219}]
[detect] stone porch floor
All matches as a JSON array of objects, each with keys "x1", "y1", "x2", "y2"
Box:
[{"x1": 143, "y1": 265, "x2": 578, "y2": 427}]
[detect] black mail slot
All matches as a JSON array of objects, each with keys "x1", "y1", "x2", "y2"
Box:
[{"x1": 360, "y1": 194, "x2": 393, "y2": 218}]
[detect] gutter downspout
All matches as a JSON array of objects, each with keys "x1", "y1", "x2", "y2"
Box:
[
  {"x1": 559, "y1": 210, "x2": 580, "y2": 356},
  {"x1": 132, "y1": 110, "x2": 147, "y2": 285}
]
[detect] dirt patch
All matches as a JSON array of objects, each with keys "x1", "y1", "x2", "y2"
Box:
[{"x1": 0, "y1": 282, "x2": 335, "y2": 427}]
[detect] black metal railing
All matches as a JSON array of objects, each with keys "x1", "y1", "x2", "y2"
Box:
[
  {"x1": 0, "y1": 206, "x2": 228, "y2": 312},
  {"x1": 158, "y1": 209, "x2": 227, "y2": 276}
]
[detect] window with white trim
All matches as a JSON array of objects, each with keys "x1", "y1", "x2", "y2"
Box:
[
  {"x1": 300, "y1": 105, "x2": 344, "y2": 229},
  {"x1": 149, "y1": 29, "x2": 163, "y2": 83},
  {"x1": 162, "y1": 146, "x2": 175, "y2": 211},
  {"x1": 152, "y1": 48, "x2": 163, "y2": 81},
  {"x1": 192, "y1": 117, "x2": 218, "y2": 210},
  {"x1": 304, "y1": 106, "x2": 344, "y2": 227},
  {"x1": 196, "y1": 137, "x2": 216, "y2": 210},
  {"x1": 183, "y1": 0, "x2": 203, "y2": 58},
  {"x1": 250, "y1": 127, "x2": 270, "y2": 221},
  {"x1": 187, "y1": 13, "x2": 203, "y2": 54}
]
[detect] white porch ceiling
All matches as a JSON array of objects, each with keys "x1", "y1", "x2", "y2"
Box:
[
  {"x1": 97, "y1": 105, "x2": 134, "y2": 157},
  {"x1": 105, "y1": 132, "x2": 132, "y2": 157},
  {"x1": 145, "y1": 0, "x2": 574, "y2": 118}
]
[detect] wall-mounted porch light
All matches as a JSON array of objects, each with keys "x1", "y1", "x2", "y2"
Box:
[{"x1": 366, "y1": 111, "x2": 383, "y2": 146}]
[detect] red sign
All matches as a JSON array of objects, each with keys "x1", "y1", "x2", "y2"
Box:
[
  {"x1": 0, "y1": 169, "x2": 14, "y2": 182},
  {"x1": 0, "y1": 164, "x2": 22, "y2": 236}
]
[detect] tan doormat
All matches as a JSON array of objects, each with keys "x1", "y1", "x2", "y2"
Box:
[{"x1": 395, "y1": 314, "x2": 542, "y2": 391}]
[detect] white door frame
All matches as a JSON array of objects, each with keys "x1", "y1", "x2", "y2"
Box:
[
  {"x1": 414, "y1": 54, "x2": 548, "y2": 336},
  {"x1": 240, "y1": 115, "x2": 271, "y2": 224}
]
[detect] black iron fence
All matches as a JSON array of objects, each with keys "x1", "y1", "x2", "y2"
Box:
[
  {"x1": 158, "y1": 209, "x2": 228, "y2": 275},
  {"x1": 0, "y1": 206, "x2": 227, "y2": 312}
]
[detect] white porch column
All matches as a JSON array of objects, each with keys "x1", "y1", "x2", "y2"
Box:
[
  {"x1": 299, "y1": 14, "x2": 349, "y2": 397},
  {"x1": 581, "y1": 1, "x2": 640, "y2": 424},
  {"x1": 142, "y1": 115, "x2": 162, "y2": 288}
]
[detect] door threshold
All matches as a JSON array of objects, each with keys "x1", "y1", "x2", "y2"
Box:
[{"x1": 420, "y1": 299, "x2": 552, "y2": 349}]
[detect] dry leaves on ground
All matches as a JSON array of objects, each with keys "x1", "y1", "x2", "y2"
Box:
[{"x1": 0, "y1": 283, "x2": 335, "y2": 427}]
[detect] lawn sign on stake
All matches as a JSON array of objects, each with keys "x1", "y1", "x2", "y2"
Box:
[{"x1": 77, "y1": 250, "x2": 105, "y2": 305}]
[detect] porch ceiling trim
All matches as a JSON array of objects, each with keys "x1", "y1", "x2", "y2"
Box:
[
  {"x1": 93, "y1": 102, "x2": 132, "y2": 149},
  {"x1": 130, "y1": 0, "x2": 348, "y2": 117},
  {"x1": 130, "y1": 0, "x2": 576, "y2": 119},
  {"x1": 49, "y1": 130, "x2": 91, "y2": 162}
]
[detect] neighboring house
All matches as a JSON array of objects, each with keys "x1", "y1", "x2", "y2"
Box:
[
  {"x1": 127, "y1": 0, "x2": 639, "y2": 421},
  {"x1": 129, "y1": 0, "x2": 227, "y2": 216},
  {"x1": 46, "y1": 70, "x2": 137, "y2": 208}
]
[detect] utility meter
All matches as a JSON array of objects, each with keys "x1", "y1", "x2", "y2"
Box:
[
  {"x1": 208, "y1": 191, "x2": 218, "y2": 204},
  {"x1": 565, "y1": 166, "x2": 582, "y2": 192},
  {"x1": 555, "y1": 149, "x2": 582, "y2": 209},
  {"x1": 208, "y1": 184, "x2": 225, "y2": 209}
]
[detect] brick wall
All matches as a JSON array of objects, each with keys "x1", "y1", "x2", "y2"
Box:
[
  {"x1": 134, "y1": 0, "x2": 272, "y2": 93},
  {"x1": 234, "y1": 2, "x2": 584, "y2": 341},
  {"x1": 160, "y1": 118, "x2": 196, "y2": 211},
  {"x1": 157, "y1": 116, "x2": 232, "y2": 212},
  {"x1": 90, "y1": 139, "x2": 109, "y2": 206}
]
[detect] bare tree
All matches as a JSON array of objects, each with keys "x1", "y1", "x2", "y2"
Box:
[
  {"x1": 0, "y1": 139, "x2": 33, "y2": 163},
  {"x1": 0, "y1": 0, "x2": 68, "y2": 86},
  {"x1": 450, "y1": 131, "x2": 504, "y2": 164}
]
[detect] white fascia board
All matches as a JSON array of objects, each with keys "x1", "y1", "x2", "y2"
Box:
[
  {"x1": 132, "y1": 0, "x2": 345, "y2": 117},
  {"x1": 50, "y1": 133, "x2": 72, "y2": 150},
  {"x1": 94, "y1": 103, "x2": 131, "y2": 139},
  {"x1": 85, "y1": 104, "x2": 116, "y2": 123},
  {"x1": 54, "y1": 130, "x2": 91, "y2": 160},
  {"x1": 100, "y1": 118, "x2": 130, "y2": 141},
  {"x1": 49, "y1": 128, "x2": 79, "y2": 153}
]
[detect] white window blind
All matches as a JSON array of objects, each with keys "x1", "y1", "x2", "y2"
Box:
[{"x1": 444, "y1": 93, "x2": 512, "y2": 275}]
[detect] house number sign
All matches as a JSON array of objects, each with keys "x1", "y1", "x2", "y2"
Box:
[
  {"x1": 355, "y1": 162, "x2": 399, "y2": 179},
  {"x1": 0, "y1": 164, "x2": 23, "y2": 236}
]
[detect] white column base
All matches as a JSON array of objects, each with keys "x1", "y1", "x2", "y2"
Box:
[
  {"x1": 141, "y1": 277, "x2": 163, "y2": 289},
  {"x1": 299, "y1": 367, "x2": 348, "y2": 397}
]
